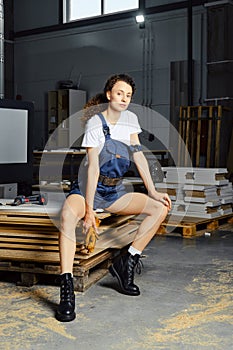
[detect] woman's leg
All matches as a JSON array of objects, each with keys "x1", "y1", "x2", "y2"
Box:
[
  {"x1": 106, "y1": 192, "x2": 168, "y2": 296},
  {"x1": 56, "y1": 194, "x2": 85, "y2": 322},
  {"x1": 107, "y1": 192, "x2": 168, "y2": 251},
  {"x1": 59, "y1": 194, "x2": 85, "y2": 273}
]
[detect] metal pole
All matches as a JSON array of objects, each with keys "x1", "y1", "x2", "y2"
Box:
[
  {"x1": 0, "y1": 0, "x2": 4, "y2": 99},
  {"x1": 188, "y1": 0, "x2": 193, "y2": 106}
]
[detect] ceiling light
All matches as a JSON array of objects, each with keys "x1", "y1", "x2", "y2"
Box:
[{"x1": 135, "y1": 14, "x2": 145, "y2": 23}]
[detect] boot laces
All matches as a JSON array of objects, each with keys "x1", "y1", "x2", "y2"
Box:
[
  {"x1": 60, "y1": 279, "x2": 74, "y2": 302},
  {"x1": 127, "y1": 255, "x2": 144, "y2": 281},
  {"x1": 135, "y1": 257, "x2": 144, "y2": 275}
]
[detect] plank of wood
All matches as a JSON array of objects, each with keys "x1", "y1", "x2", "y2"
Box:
[
  {"x1": 0, "y1": 242, "x2": 59, "y2": 251},
  {"x1": 0, "y1": 249, "x2": 61, "y2": 263},
  {"x1": 0, "y1": 230, "x2": 58, "y2": 238},
  {"x1": 207, "y1": 106, "x2": 213, "y2": 167},
  {"x1": 196, "y1": 106, "x2": 202, "y2": 167},
  {"x1": 215, "y1": 105, "x2": 222, "y2": 167},
  {"x1": 95, "y1": 214, "x2": 135, "y2": 232},
  {"x1": 184, "y1": 106, "x2": 191, "y2": 166},
  {"x1": 96, "y1": 223, "x2": 138, "y2": 248},
  {"x1": 0, "y1": 236, "x2": 58, "y2": 245},
  {"x1": 0, "y1": 217, "x2": 56, "y2": 226},
  {"x1": 0, "y1": 263, "x2": 61, "y2": 274},
  {"x1": 74, "y1": 268, "x2": 109, "y2": 292},
  {"x1": 178, "y1": 106, "x2": 184, "y2": 166},
  {"x1": 74, "y1": 250, "x2": 114, "y2": 272},
  {"x1": 0, "y1": 247, "x2": 105, "y2": 263}
]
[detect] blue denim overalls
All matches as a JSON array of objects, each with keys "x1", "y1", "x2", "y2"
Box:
[{"x1": 69, "y1": 113, "x2": 132, "y2": 209}]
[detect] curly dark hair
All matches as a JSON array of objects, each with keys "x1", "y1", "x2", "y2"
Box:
[
  {"x1": 82, "y1": 74, "x2": 136, "y2": 122},
  {"x1": 103, "y1": 74, "x2": 136, "y2": 96}
]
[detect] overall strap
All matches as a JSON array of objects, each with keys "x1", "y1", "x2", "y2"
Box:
[{"x1": 97, "y1": 113, "x2": 111, "y2": 140}]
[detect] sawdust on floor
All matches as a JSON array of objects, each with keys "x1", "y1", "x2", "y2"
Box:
[
  {"x1": 112, "y1": 259, "x2": 233, "y2": 350},
  {"x1": 0, "y1": 259, "x2": 232, "y2": 349},
  {"x1": 0, "y1": 284, "x2": 76, "y2": 350}
]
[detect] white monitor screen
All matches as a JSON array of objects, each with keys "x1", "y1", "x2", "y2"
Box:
[{"x1": 0, "y1": 108, "x2": 28, "y2": 164}]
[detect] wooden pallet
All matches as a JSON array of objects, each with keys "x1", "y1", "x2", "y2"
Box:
[
  {"x1": 0, "y1": 248, "x2": 124, "y2": 292},
  {"x1": 73, "y1": 249, "x2": 123, "y2": 292},
  {"x1": 0, "y1": 206, "x2": 138, "y2": 290},
  {"x1": 178, "y1": 105, "x2": 225, "y2": 167},
  {"x1": 157, "y1": 213, "x2": 233, "y2": 238}
]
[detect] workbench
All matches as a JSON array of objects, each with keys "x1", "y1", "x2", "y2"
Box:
[{"x1": 33, "y1": 149, "x2": 170, "y2": 186}]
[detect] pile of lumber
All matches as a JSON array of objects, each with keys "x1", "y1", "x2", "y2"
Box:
[
  {"x1": 0, "y1": 202, "x2": 138, "y2": 291},
  {"x1": 156, "y1": 167, "x2": 233, "y2": 219}
]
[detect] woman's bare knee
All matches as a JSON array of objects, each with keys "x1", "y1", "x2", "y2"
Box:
[
  {"x1": 159, "y1": 203, "x2": 169, "y2": 222},
  {"x1": 60, "y1": 195, "x2": 85, "y2": 233},
  {"x1": 60, "y1": 207, "x2": 77, "y2": 228},
  {"x1": 148, "y1": 200, "x2": 168, "y2": 223}
]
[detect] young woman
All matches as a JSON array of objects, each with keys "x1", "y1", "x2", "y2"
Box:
[{"x1": 56, "y1": 74, "x2": 171, "y2": 322}]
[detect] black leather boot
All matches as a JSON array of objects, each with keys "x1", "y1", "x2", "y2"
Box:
[
  {"x1": 55, "y1": 273, "x2": 76, "y2": 322},
  {"x1": 109, "y1": 253, "x2": 140, "y2": 296}
]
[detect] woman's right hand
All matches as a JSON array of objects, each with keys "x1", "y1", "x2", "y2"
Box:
[{"x1": 83, "y1": 207, "x2": 99, "y2": 235}]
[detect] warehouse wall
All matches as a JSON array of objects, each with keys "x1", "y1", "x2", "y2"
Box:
[
  {"x1": 14, "y1": 0, "x2": 59, "y2": 31},
  {"x1": 13, "y1": 2, "x2": 206, "y2": 150},
  {"x1": 4, "y1": 0, "x2": 14, "y2": 99}
]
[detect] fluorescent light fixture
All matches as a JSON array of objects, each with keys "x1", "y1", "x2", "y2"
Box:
[{"x1": 135, "y1": 14, "x2": 145, "y2": 23}]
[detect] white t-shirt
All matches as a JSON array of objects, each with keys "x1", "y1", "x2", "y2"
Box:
[{"x1": 82, "y1": 110, "x2": 142, "y2": 149}]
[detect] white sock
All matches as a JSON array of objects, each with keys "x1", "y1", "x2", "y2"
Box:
[
  {"x1": 61, "y1": 272, "x2": 73, "y2": 277},
  {"x1": 128, "y1": 245, "x2": 142, "y2": 256}
]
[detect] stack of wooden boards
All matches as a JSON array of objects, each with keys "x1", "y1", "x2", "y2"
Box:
[
  {"x1": 156, "y1": 167, "x2": 233, "y2": 219},
  {"x1": 0, "y1": 201, "x2": 138, "y2": 291}
]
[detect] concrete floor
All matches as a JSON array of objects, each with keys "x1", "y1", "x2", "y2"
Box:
[{"x1": 0, "y1": 224, "x2": 233, "y2": 350}]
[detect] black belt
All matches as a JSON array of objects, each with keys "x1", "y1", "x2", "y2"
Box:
[{"x1": 98, "y1": 174, "x2": 122, "y2": 186}]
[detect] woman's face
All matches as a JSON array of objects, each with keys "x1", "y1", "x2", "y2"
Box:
[{"x1": 106, "y1": 81, "x2": 133, "y2": 112}]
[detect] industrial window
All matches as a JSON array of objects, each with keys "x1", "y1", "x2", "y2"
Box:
[
  {"x1": 64, "y1": 0, "x2": 139, "y2": 23},
  {"x1": 68, "y1": 0, "x2": 101, "y2": 21},
  {"x1": 104, "y1": 0, "x2": 139, "y2": 14}
]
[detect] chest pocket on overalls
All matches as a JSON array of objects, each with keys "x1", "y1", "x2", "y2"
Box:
[{"x1": 99, "y1": 138, "x2": 131, "y2": 178}]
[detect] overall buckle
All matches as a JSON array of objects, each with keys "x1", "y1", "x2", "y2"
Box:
[{"x1": 99, "y1": 175, "x2": 122, "y2": 186}]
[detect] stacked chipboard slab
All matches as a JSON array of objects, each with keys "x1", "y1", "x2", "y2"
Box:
[{"x1": 156, "y1": 167, "x2": 233, "y2": 218}]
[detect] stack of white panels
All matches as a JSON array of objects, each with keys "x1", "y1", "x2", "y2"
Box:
[
  {"x1": 157, "y1": 167, "x2": 233, "y2": 218},
  {"x1": 183, "y1": 184, "x2": 219, "y2": 203},
  {"x1": 155, "y1": 182, "x2": 184, "y2": 201},
  {"x1": 163, "y1": 167, "x2": 229, "y2": 185}
]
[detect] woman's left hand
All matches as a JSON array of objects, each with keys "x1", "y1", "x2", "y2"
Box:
[{"x1": 149, "y1": 190, "x2": 172, "y2": 210}]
